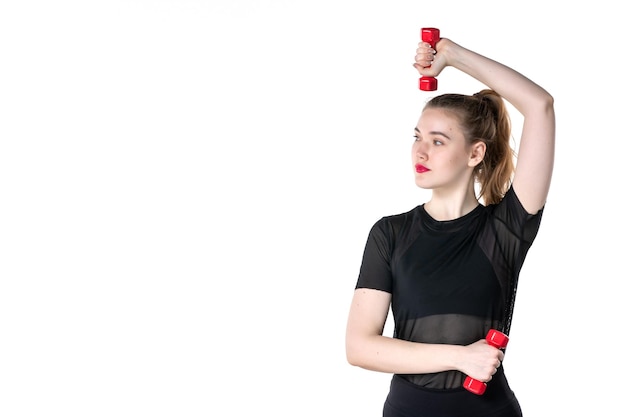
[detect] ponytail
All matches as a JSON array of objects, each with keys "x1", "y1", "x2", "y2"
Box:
[{"x1": 424, "y1": 90, "x2": 514, "y2": 205}]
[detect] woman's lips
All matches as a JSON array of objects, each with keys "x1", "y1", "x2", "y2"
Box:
[{"x1": 415, "y1": 164, "x2": 430, "y2": 173}]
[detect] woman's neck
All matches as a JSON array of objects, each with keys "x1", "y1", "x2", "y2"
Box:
[{"x1": 424, "y1": 189, "x2": 480, "y2": 221}]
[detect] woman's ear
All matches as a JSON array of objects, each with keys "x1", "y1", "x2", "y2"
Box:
[{"x1": 468, "y1": 141, "x2": 486, "y2": 167}]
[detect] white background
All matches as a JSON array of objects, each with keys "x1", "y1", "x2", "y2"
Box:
[{"x1": 1, "y1": 1, "x2": 623, "y2": 416}]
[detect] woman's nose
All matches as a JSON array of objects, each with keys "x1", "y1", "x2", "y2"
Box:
[{"x1": 414, "y1": 143, "x2": 427, "y2": 160}]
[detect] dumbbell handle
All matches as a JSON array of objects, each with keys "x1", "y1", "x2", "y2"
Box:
[
  {"x1": 463, "y1": 329, "x2": 509, "y2": 395},
  {"x1": 419, "y1": 27, "x2": 440, "y2": 91}
]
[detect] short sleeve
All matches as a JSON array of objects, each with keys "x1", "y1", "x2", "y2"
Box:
[
  {"x1": 355, "y1": 218, "x2": 394, "y2": 293},
  {"x1": 493, "y1": 186, "x2": 544, "y2": 246}
]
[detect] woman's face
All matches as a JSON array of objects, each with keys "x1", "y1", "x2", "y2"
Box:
[{"x1": 412, "y1": 108, "x2": 476, "y2": 190}]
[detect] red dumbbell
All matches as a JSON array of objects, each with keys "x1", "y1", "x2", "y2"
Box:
[
  {"x1": 419, "y1": 27, "x2": 440, "y2": 91},
  {"x1": 463, "y1": 329, "x2": 509, "y2": 395}
]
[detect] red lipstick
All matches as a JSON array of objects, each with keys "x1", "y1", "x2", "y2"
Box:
[{"x1": 415, "y1": 164, "x2": 430, "y2": 173}]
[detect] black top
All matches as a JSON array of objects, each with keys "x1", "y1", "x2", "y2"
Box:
[{"x1": 355, "y1": 187, "x2": 543, "y2": 389}]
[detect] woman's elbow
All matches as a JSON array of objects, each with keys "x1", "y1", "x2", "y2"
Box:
[
  {"x1": 345, "y1": 334, "x2": 372, "y2": 368},
  {"x1": 346, "y1": 351, "x2": 361, "y2": 367}
]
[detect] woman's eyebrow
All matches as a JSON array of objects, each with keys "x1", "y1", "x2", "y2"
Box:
[{"x1": 414, "y1": 127, "x2": 452, "y2": 140}]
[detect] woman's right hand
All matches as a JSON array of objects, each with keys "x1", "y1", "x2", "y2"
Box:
[{"x1": 458, "y1": 338, "x2": 504, "y2": 382}]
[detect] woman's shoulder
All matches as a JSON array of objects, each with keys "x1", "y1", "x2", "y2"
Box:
[
  {"x1": 377, "y1": 205, "x2": 421, "y2": 225},
  {"x1": 485, "y1": 186, "x2": 543, "y2": 218},
  {"x1": 367, "y1": 205, "x2": 423, "y2": 238}
]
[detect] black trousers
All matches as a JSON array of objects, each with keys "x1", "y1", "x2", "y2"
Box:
[{"x1": 382, "y1": 370, "x2": 522, "y2": 417}]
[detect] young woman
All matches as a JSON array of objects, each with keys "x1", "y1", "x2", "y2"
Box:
[{"x1": 345, "y1": 36, "x2": 555, "y2": 417}]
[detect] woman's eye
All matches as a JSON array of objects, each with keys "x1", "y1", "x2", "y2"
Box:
[
  {"x1": 413, "y1": 135, "x2": 420, "y2": 141},
  {"x1": 434, "y1": 140, "x2": 443, "y2": 146}
]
